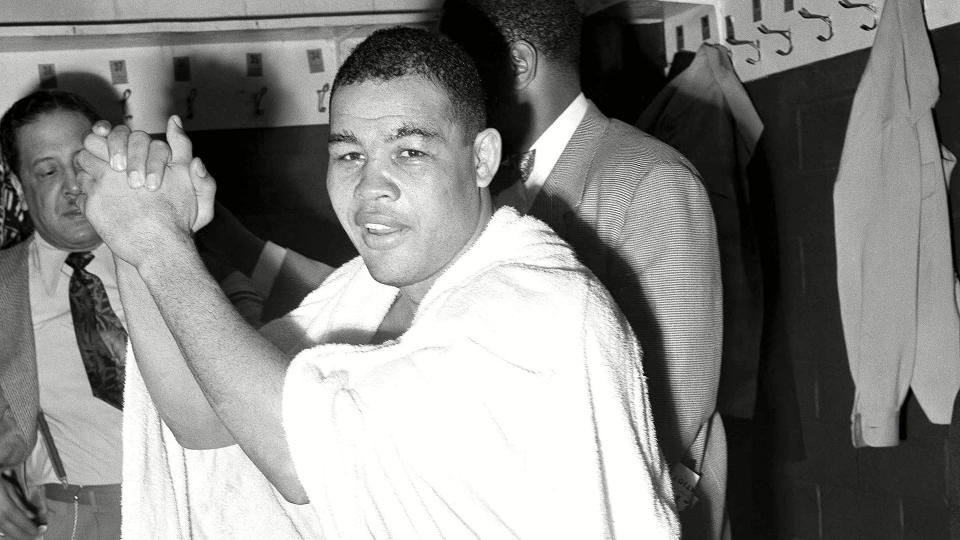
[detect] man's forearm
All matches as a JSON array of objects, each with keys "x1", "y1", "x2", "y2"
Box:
[
  {"x1": 116, "y1": 258, "x2": 235, "y2": 449},
  {"x1": 134, "y1": 234, "x2": 307, "y2": 503}
]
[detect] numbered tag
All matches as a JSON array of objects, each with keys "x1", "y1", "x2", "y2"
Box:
[
  {"x1": 670, "y1": 462, "x2": 701, "y2": 512},
  {"x1": 109, "y1": 60, "x2": 129, "y2": 85},
  {"x1": 306, "y1": 48, "x2": 325, "y2": 73},
  {"x1": 246, "y1": 53, "x2": 263, "y2": 77},
  {"x1": 174, "y1": 56, "x2": 191, "y2": 82},
  {"x1": 38, "y1": 64, "x2": 57, "y2": 89}
]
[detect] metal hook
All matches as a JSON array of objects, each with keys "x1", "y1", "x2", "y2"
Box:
[
  {"x1": 186, "y1": 88, "x2": 198, "y2": 120},
  {"x1": 798, "y1": 8, "x2": 834, "y2": 42},
  {"x1": 725, "y1": 36, "x2": 761, "y2": 65},
  {"x1": 838, "y1": 0, "x2": 878, "y2": 31},
  {"x1": 120, "y1": 89, "x2": 133, "y2": 123},
  {"x1": 724, "y1": 16, "x2": 761, "y2": 65},
  {"x1": 317, "y1": 83, "x2": 331, "y2": 113},
  {"x1": 757, "y1": 24, "x2": 793, "y2": 55},
  {"x1": 253, "y1": 86, "x2": 268, "y2": 116}
]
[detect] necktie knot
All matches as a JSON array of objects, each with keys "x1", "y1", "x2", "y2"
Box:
[
  {"x1": 66, "y1": 251, "x2": 94, "y2": 271},
  {"x1": 491, "y1": 149, "x2": 536, "y2": 195}
]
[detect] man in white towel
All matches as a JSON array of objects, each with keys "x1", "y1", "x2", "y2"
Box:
[{"x1": 74, "y1": 27, "x2": 678, "y2": 538}]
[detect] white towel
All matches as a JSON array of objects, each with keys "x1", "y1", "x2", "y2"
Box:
[
  {"x1": 121, "y1": 341, "x2": 323, "y2": 539},
  {"x1": 122, "y1": 207, "x2": 678, "y2": 538},
  {"x1": 279, "y1": 208, "x2": 678, "y2": 538}
]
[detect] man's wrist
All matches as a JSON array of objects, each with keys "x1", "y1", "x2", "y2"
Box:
[{"x1": 135, "y1": 232, "x2": 200, "y2": 284}]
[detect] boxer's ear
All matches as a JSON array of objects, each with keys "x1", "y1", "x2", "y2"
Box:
[{"x1": 473, "y1": 127, "x2": 501, "y2": 189}]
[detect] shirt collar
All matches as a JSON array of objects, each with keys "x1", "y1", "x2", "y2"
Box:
[
  {"x1": 30, "y1": 233, "x2": 111, "y2": 295},
  {"x1": 525, "y1": 92, "x2": 588, "y2": 194}
]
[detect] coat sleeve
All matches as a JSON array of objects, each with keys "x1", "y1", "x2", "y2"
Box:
[{"x1": 612, "y1": 161, "x2": 723, "y2": 465}]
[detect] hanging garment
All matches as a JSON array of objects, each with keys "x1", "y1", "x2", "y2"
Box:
[
  {"x1": 833, "y1": 0, "x2": 960, "y2": 448},
  {"x1": 0, "y1": 158, "x2": 31, "y2": 250},
  {"x1": 638, "y1": 43, "x2": 765, "y2": 420}
]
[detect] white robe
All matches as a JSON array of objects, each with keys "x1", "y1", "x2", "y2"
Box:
[{"x1": 122, "y1": 207, "x2": 678, "y2": 539}]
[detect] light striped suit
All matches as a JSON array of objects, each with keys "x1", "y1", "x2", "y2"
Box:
[{"x1": 519, "y1": 102, "x2": 726, "y2": 539}]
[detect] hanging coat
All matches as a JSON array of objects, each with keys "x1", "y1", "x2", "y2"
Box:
[
  {"x1": 833, "y1": 0, "x2": 960, "y2": 448},
  {"x1": 638, "y1": 43, "x2": 765, "y2": 419}
]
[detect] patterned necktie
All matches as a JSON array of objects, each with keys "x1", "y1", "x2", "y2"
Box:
[
  {"x1": 490, "y1": 148, "x2": 536, "y2": 195},
  {"x1": 66, "y1": 252, "x2": 127, "y2": 409}
]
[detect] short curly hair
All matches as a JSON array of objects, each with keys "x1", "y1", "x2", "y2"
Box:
[
  {"x1": 332, "y1": 26, "x2": 486, "y2": 137},
  {"x1": 0, "y1": 90, "x2": 100, "y2": 176},
  {"x1": 440, "y1": 0, "x2": 582, "y2": 72}
]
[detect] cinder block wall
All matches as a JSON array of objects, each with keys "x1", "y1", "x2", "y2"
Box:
[{"x1": 738, "y1": 23, "x2": 960, "y2": 540}]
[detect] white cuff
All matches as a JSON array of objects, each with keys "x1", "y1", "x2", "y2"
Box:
[{"x1": 251, "y1": 241, "x2": 287, "y2": 299}]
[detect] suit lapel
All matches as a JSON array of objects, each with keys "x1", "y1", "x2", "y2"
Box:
[
  {"x1": 0, "y1": 239, "x2": 40, "y2": 465},
  {"x1": 530, "y1": 103, "x2": 609, "y2": 237}
]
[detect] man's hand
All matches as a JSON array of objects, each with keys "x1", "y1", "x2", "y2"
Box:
[
  {"x1": 75, "y1": 116, "x2": 216, "y2": 268},
  {"x1": 0, "y1": 475, "x2": 44, "y2": 540},
  {"x1": 84, "y1": 116, "x2": 215, "y2": 232}
]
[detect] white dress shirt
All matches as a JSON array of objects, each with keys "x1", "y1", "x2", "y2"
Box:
[
  {"x1": 26, "y1": 234, "x2": 123, "y2": 486},
  {"x1": 496, "y1": 93, "x2": 589, "y2": 212}
]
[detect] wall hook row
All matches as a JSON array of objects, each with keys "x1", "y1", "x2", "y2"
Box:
[
  {"x1": 838, "y1": 0, "x2": 878, "y2": 31},
  {"x1": 798, "y1": 8, "x2": 834, "y2": 41},
  {"x1": 757, "y1": 24, "x2": 793, "y2": 55}
]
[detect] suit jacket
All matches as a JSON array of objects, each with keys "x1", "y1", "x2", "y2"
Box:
[
  {"x1": 0, "y1": 240, "x2": 40, "y2": 470},
  {"x1": 833, "y1": 0, "x2": 960, "y2": 447},
  {"x1": 638, "y1": 43, "x2": 766, "y2": 419},
  {"x1": 524, "y1": 102, "x2": 726, "y2": 538}
]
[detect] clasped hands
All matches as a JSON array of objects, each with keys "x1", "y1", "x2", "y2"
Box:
[{"x1": 75, "y1": 115, "x2": 215, "y2": 267}]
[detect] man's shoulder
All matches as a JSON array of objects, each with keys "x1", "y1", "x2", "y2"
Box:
[
  {"x1": 0, "y1": 239, "x2": 31, "y2": 289},
  {"x1": 426, "y1": 232, "x2": 632, "y2": 373},
  {"x1": 569, "y1": 115, "x2": 704, "y2": 207},
  {"x1": 571, "y1": 105, "x2": 692, "y2": 169},
  {"x1": 431, "y1": 210, "x2": 599, "y2": 327},
  {"x1": 0, "y1": 237, "x2": 30, "y2": 262},
  {"x1": 596, "y1": 119, "x2": 696, "y2": 175}
]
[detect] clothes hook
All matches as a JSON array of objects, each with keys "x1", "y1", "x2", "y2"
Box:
[
  {"x1": 757, "y1": 24, "x2": 793, "y2": 55},
  {"x1": 253, "y1": 86, "x2": 268, "y2": 116},
  {"x1": 724, "y1": 16, "x2": 761, "y2": 65},
  {"x1": 798, "y1": 8, "x2": 834, "y2": 42},
  {"x1": 120, "y1": 89, "x2": 133, "y2": 123},
  {"x1": 317, "y1": 83, "x2": 331, "y2": 113},
  {"x1": 186, "y1": 88, "x2": 198, "y2": 120},
  {"x1": 838, "y1": 0, "x2": 878, "y2": 31},
  {"x1": 725, "y1": 36, "x2": 761, "y2": 65}
]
